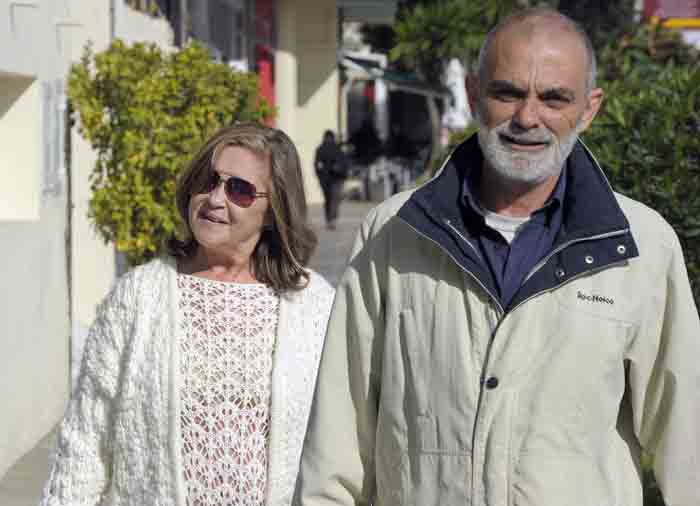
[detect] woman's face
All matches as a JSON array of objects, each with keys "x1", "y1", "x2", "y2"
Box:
[{"x1": 188, "y1": 145, "x2": 272, "y2": 261}]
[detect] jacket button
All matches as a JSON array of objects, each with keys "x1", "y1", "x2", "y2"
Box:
[
  {"x1": 584, "y1": 255, "x2": 595, "y2": 264},
  {"x1": 617, "y1": 244, "x2": 627, "y2": 255},
  {"x1": 485, "y1": 376, "x2": 499, "y2": 389}
]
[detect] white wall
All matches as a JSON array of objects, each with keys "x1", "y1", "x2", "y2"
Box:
[
  {"x1": 0, "y1": 0, "x2": 174, "y2": 479},
  {"x1": 0, "y1": 0, "x2": 76, "y2": 478},
  {"x1": 0, "y1": 75, "x2": 41, "y2": 221},
  {"x1": 114, "y1": 0, "x2": 174, "y2": 46}
]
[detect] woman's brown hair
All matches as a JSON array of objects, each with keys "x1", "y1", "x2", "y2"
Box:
[{"x1": 169, "y1": 123, "x2": 317, "y2": 291}]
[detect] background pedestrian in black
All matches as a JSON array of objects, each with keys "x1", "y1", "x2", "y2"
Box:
[
  {"x1": 349, "y1": 119, "x2": 382, "y2": 167},
  {"x1": 314, "y1": 130, "x2": 347, "y2": 230}
]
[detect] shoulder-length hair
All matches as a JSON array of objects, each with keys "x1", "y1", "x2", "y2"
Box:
[{"x1": 168, "y1": 123, "x2": 317, "y2": 292}]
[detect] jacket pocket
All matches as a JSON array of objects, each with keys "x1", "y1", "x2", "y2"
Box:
[
  {"x1": 404, "y1": 450, "x2": 472, "y2": 506},
  {"x1": 396, "y1": 309, "x2": 430, "y2": 431},
  {"x1": 512, "y1": 454, "x2": 613, "y2": 506}
]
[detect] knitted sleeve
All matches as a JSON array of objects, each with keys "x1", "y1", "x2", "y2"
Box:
[{"x1": 39, "y1": 276, "x2": 132, "y2": 506}]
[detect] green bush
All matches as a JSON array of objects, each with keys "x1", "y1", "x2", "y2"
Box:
[
  {"x1": 583, "y1": 23, "x2": 700, "y2": 305},
  {"x1": 68, "y1": 40, "x2": 272, "y2": 265},
  {"x1": 585, "y1": 26, "x2": 699, "y2": 506}
]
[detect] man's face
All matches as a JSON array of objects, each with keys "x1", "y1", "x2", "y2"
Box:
[{"x1": 471, "y1": 27, "x2": 602, "y2": 185}]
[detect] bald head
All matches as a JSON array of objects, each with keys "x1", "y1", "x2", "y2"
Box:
[{"x1": 477, "y1": 8, "x2": 597, "y2": 93}]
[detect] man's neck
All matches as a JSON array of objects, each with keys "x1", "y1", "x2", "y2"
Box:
[{"x1": 477, "y1": 163, "x2": 562, "y2": 217}]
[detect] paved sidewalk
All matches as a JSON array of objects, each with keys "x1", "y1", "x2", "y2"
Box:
[
  {"x1": 0, "y1": 200, "x2": 375, "y2": 506},
  {"x1": 307, "y1": 200, "x2": 375, "y2": 286},
  {"x1": 0, "y1": 432, "x2": 54, "y2": 506}
]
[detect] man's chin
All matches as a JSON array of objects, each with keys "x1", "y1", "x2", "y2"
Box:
[{"x1": 489, "y1": 160, "x2": 561, "y2": 186}]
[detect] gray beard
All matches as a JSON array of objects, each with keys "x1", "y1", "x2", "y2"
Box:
[{"x1": 476, "y1": 115, "x2": 580, "y2": 186}]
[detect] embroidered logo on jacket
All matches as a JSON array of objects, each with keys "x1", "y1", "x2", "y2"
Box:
[{"x1": 577, "y1": 290, "x2": 614, "y2": 305}]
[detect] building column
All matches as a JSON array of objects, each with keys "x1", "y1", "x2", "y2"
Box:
[{"x1": 274, "y1": 0, "x2": 297, "y2": 141}]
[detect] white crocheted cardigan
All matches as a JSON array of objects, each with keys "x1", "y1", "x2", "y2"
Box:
[{"x1": 40, "y1": 257, "x2": 334, "y2": 506}]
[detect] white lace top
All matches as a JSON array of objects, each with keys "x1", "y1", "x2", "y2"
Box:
[{"x1": 178, "y1": 273, "x2": 280, "y2": 506}]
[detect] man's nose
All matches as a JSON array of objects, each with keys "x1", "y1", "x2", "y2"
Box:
[{"x1": 512, "y1": 97, "x2": 540, "y2": 130}]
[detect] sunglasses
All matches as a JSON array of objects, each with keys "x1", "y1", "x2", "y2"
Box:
[{"x1": 202, "y1": 172, "x2": 268, "y2": 208}]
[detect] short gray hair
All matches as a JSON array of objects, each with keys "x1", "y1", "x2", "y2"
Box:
[{"x1": 477, "y1": 8, "x2": 597, "y2": 94}]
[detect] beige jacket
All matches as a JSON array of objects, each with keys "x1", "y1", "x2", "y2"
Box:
[{"x1": 295, "y1": 139, "x2": 700, "y2": 506}]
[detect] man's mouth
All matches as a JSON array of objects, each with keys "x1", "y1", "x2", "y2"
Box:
[{"x1": 499, "y1": 133, "x2": 550, "y2": 150}]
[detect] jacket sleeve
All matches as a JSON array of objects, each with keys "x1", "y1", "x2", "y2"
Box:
[
  {"x1": 294, "y1": 212, "x2": 384, "y2": 506},
  {"x1": 626, "y1": 228, "x2": 700, "y2": 506},
  {"x1": 40, "y1": 278, "x2": 131, "y2": 506}
]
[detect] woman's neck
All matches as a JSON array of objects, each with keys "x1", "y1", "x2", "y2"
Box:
[{"x1": 179, "y1": 248, "x2": 258, "y2": 283}]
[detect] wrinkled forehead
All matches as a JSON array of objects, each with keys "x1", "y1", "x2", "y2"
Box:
[
  {"x1": 494, "y1": 15, "x2": 588, "y2": 53},
  {"x1": 485, "y1": 24, "x2": 589, "y2": 90}
]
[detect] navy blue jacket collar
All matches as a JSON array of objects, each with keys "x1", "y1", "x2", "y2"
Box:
[{"x1": 397, "y1": 134, "x2": 639, "y2": 312}]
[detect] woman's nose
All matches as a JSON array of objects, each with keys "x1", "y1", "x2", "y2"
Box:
[{"x1": 207, "y1": 179, "x2": 227, "y2": 205}]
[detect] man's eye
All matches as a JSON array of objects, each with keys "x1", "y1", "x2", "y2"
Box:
[
  {"x1": 491, "y1": 91, "x2": 521, "y2": 102},
  {"x1": 542, "y1": 94, "x2": 572, "y2": 107}
]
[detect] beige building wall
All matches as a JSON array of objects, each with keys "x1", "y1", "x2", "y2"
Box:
[
  {"x1": 0, "y1": 0, "x2": 173, "y2": 479},
  {"x1": 0, "y1": 0, "x2": 85, "y2": 478},
  {"x1": 0, "y1": 76, "x2": 41, "y2": 221},
  {"x1": 275, "y1": 0, "x2": 339, "y2": 204}
]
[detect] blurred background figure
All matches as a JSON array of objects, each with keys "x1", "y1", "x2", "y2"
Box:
[
  {"x1": 348, "y1": 119, "x2": 383, "y2": 167},
  {"x1": 314, "y1": 130, "x2": 349, "y2": 230},
  {"x1": 40, "y1": 123, "x2": 334, "y2": 506}
]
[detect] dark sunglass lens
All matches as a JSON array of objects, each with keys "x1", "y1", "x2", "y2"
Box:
[{"x1": 225, "y1": 177, "x2": 255, "y2": 207}]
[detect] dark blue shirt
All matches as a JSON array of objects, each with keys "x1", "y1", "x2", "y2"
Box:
[{"x1": 461, "y1": 168, "x2": 566, "y2": 310}]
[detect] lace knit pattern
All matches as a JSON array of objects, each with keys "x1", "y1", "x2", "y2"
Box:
[{"x1": 178, "y1": 274, "x2": 279, "y2": 506}]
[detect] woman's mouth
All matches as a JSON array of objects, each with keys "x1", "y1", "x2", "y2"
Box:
[{"x1": 199, "y1": 211, "x2": 228, "y2": 224}]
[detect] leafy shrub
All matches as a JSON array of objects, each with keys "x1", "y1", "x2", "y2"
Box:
[
  {"x1": 583, "y1": 23, "x2": 700, "y2": 305},
  {"x1": 68, "y1": 40, "x2": 272, "y2": 265}
]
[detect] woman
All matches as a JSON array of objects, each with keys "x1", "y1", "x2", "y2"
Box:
[{"x1": 41, "y1": 123, "x2": 335, "y2": 506}]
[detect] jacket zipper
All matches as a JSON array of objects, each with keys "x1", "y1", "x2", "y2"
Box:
[
  {"x1": 444, "y1": 219, "x2": 485, "y2": 261},
  {"x1": 401, "y1": 217, "x2": 504, "y2": 499},
  {"x1": 401, "y1": 218, "x2": 504, "y2": 314}
]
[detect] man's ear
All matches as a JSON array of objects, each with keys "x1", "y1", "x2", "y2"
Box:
[
  {"x1": 466, "y1": 73, "x2": 480, "y2": 116},
  {"x1": 578, "y1": 87, "x2": 604, "y2": 133}
]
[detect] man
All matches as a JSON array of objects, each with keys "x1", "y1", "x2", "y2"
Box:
[{"x1": 295, "y1": 8, "x2": 700, "y2": 506}]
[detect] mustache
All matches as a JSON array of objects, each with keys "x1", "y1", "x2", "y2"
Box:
[{"x1": 496, "y1": 127, "x2": 553, "y2": 145}]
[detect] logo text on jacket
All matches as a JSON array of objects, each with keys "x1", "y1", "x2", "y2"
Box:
[{"x1": 577, "y1": 290, "x2": 614, "y2": 305}]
